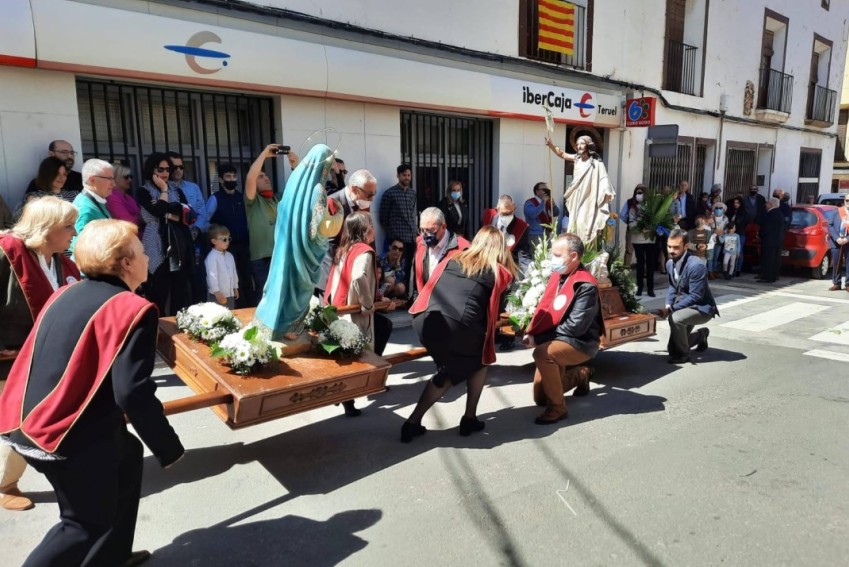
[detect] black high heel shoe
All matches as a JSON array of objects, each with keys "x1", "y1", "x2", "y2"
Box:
[
  {"x1": 459, "y1": 416, "x2": 486, "y2": 437},
  {"x1": 400, "y1": 421, "x2": 426, "y2": 443},
  {"x1": 342, "y1": 400, "x2": 362, "y2": 417}
]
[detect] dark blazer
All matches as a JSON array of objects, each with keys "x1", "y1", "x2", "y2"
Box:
[
  {"x1": 665, "y1": 253, "x2": 718, "y2": 317},
  {"x1": 743, "y1": 193, "x2": 767, "y2": 225},
  {"x1": 533, "y1": 281, "x2": 603, "y2": 358},
  {"x1": 675, "y1": 192, "x2": 697, "y2": 230},
  {"x1": 438, "y1": 197, "x2": 469, "y2": 239},
  {"x1": 759, "y1": 207, "x2": 784, "y2": 247},
  {"x1": 828, "y1": 209, "x2": 848, "y2": 249}
]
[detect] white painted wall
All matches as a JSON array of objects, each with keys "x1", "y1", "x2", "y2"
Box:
[{"x1": 0, "y1": 66, "x2": 81, "y2": 207}]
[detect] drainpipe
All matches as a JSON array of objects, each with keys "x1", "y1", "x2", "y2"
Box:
[{"x1": 615, "y1": 94, "x2": 627, "y2": 250}]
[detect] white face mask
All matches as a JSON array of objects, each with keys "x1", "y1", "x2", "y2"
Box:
[
  {"x1": 356, "y1": 199, "x2": 371, "y2": 210},
  {"x1": 552, "y1": 253, "x2": 577, "y2": 274},
  {"x1": 635, "y1": 194, "x2": 644, "y2": 203},
  {"x1": 499, "y1": 214, "x2": 514, "y2": 226}
]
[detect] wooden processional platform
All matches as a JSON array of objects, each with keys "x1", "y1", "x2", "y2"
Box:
[{"x1": 156, "y1": 308, "x2": 392, "y2": 429}]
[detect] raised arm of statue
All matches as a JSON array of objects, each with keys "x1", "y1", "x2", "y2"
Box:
[{"x1": 545, "y1": 136, "x2": 577, "y2": 162}]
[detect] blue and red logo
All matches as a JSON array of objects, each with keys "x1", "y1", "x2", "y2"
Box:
[{"x1": 575, "y1": 93, "x2": 595, "y2": 118}]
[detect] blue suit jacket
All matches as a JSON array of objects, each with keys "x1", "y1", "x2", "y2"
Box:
[
  {"x1": 666, "y1": 253, "x2": 718, "y2": 316},
  {"x1": 827, "y1": 209, "x2": 847, "y2": 250}
]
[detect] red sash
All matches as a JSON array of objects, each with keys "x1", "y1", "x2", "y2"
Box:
[
  {"x1": 413, "y1": 234, "x2": 470, "y2": 292},
  {"x1": 840, "y1": 207, "x2": 849, "y2": 228},
  {"x1": 0, "y1": 286, "x2": 155, "y2": 453},
  {"x1": 0, "y1": 234, "x2": 81, "y2": 321},
  {"x1": 410, "y1": 262, "x2": 513, "y2": 365},
  {"x1": 528, "y1": 196, "x2": 552, "y2": 225},
  {"x1": 525, "y1": 267, "x2": 599, "y2": 336},
  {"x1": 324, "y1": 242, "x2": 374, "y2": 307},
  {"x1": 482, "y1": 209, "x2": 529, "y2": 252}
]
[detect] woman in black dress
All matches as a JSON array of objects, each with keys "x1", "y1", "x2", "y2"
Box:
[
  {"x1": 401, "y1": 226, "x2": 518, "y2": 442},
  {"x1": 437, "y1": 181, "x2": 469, "y2": 239}
]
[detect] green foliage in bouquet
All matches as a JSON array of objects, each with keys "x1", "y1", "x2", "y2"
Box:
[
  {"x1": 210, "y1": 325, "x2": 277, "y2": 376},
  {"x1": 607, "y1": 258, "x2": 644, "y2": 314},
  {"x1": 634, "y1": 191, "x2": 676, "y2": 241},
  {"x1": 304, "y1": 300, "x2": 369, "y2": 357}
]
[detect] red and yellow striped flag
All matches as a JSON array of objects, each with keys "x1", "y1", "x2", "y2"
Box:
[{"x1": 538, "y1": 0, "x2": 575, "y2": 55}]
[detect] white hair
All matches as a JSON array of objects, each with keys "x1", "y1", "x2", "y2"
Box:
[
  {"x1": 497, "y1": 195, "x2": 515, "y2": 207},
  {"x1": 348, "y1": 169, "x2": 376, "y2": 189},
  {"x1": 81, "y1": 159, "x2": 113, "y2": 188},
  {"x1": 767, "y1": 197, "x2": 780, "y2": 208},
  {"x1": 420, "y1": 206, "x2": 444, "y2": 225}
]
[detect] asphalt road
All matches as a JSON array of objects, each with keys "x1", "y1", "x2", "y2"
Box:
[{"x1": 4, "y1": 271, "x2": 849, "y2": 566}]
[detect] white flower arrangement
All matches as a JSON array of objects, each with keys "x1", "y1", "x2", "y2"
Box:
[
  {"x1": 304, "y1": 301, "x2": 370, "y2": 357},
  {"x1": 176, "y1": 302, "x2": 242, "y2": 343},
  {"x1": 212, "y1": 326, "x2": 277, "y2": 375}
]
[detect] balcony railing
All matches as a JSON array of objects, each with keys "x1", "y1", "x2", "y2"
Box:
[
  {"x1": 521, "y1": 2, "x2": 588, "y2": 70},
  {"x1": 758, "y1": 67, "x2": 793, "y2": 113},
  {"x1": 663, "y1": 39, "x2": 699, "y2": 96},
  {"x1": 806, "y1": 84, "x2": 837, "y2": 123}
]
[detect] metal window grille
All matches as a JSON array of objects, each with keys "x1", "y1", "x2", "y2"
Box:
[
  {"x1": 645, "y1": 143, "x2": 692, "y2": 192},
  {"x1": 723, "y1": 148, "x2": 756, "y2": 197},
  {"x1": 757, "y1": 68, "x2": 793, "y2": 114},
  {"x1": 806, "y1": 84, "x2": 837, "y2": 123},
  {"x1": 664, "y1": 39, "x2": 699, "y2": 96},
  {"x1": 400, "y1": 111, "x2": 493, "y2": 236},
  {"x1": 77, "y1": 79, "x2": 276, "y2": 198},
  {"x1": 797, "y1": 150, "x2": 822, "y2": 203}
]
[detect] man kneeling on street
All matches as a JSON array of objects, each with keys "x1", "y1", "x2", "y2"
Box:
[
  {"x1": 660, "y1": 228, "x2": 718, "y2": 364},
  {"x1": 522, "y1": 234, "x2": 603, "y2": 425}
]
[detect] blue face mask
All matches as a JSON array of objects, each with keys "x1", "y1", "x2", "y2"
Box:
[
  {"x1": 450, "y1": 191, "x2": 462, "y2": 201},
  {"x1": 714, "y1": 208, "x2": 723, "y2": 216},
  {"x1": 423, "y1": 233, "x2": 440, "y2": 248}
]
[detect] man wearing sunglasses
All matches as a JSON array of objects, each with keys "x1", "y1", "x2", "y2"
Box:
[
  {"x1": 70, "y1": 159, "x2": 115, "y2": 256},
  {"x1": 325, "y1": 158, "x2": 347, "y2": 192},
  {"x1": 410, "y1": 207, "x2": 470, "y2": 300},
  {"x1": 317, "y1": 168, "x2": 378, "y2": 293},
  {"x1": 828, "y1": 195, "x2": 849, "y2": 291}
]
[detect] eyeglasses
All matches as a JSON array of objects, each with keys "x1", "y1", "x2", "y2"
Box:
[
  {"x1": 172, "y1": 165, "x2": 184, "y2": 171},
  {"x1": 635, "y1": 192, "x2": 644, "y2": 196},
  {"x1": 420, "y1": 229, "x2": 439, "y2": 236},
  {"x1": 54, "y1": 150, "x2": 77, "y2": 156},
  {"x1": 390, "y1": 245, "x2": 404, "y2": 251},
  {"x1": 93, "y1": 175, "x2": 115, "y2": 181},
  {"x1": 216, "y1": 236, "x2": 231, "y2": 242},
  {"x1": 123, "y1": 175, "x2": 133, "y2": 180},
  {"x1": 355, "y1": 186, "x2": 376, "y2": 198},
  {"x1": 155, "y1": 167, "x2": 171, "y2": 173},
  {"x1": 339, "y1": 169, "x2": 348, "y2": 175}
]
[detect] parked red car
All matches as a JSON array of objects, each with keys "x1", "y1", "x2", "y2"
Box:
[{"x1": 743, "y1": 204, "x2": 838, "y2": 279}]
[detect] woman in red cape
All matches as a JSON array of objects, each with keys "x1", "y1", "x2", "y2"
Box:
[{"x1": 402, "y1": 226, "x2": 518, "y2": 442}]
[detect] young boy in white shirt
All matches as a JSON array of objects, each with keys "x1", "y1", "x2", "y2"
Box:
[
  {"x1": 719, "y1": 223, "x2": 740, "y2": 280},
  {"x1": 205, "y1": 224, "x2": 239, "y2": 308}
]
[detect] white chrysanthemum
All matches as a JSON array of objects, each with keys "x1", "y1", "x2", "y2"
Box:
[
  {"x1": 522, "y1": 292, "x2": 538, "y2": 308},
  {"x1": 309, "y1": 295, "x2": 321, "y2": 311},
  {"x1": 530, "y1": 276, "x2": 542, "y2": 286}
]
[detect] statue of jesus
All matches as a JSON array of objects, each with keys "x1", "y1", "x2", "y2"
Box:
[{"x1": 545, "y1": 135, "x2": 615, "y2": 247}]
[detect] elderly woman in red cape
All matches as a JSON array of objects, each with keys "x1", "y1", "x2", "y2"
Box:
[
  {"x1": 0, "y1": 219, "x2": 183, "y2": 567},
  {"x1": 0, "y1": 196, "x2": 81, "y2": 512},
  {"x1": 401, "y1": 226, "x2": 518, "y2": 443}
]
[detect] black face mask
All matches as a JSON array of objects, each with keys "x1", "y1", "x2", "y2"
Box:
[
  {"x1": 223, "y1": 180, "x2": 238, "y2": 191},
  {"x1": 423, "y1": 233, "x2": 439, "y2": 248}
]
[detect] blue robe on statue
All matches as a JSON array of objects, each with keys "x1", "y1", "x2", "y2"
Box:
[{"x1": 254, "y1": 144, "x2": 342, "y2": 339}]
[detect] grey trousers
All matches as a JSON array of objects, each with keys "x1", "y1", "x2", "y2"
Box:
[{"x1": 668, "y1": 308, "x2": 713, "y2": 356}]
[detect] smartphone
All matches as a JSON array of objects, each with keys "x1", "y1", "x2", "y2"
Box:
[{"x1": 272, "y1": 145, "x2": 290, "y2": 155}]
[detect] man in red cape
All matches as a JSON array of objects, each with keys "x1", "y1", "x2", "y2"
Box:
[{"x1": 523, "y1": 234, "x2": 603, "y2": 425}]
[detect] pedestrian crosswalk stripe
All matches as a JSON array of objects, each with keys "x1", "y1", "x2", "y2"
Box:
[
  {"x1": 808, "y1": 321, "x2": 849, "y2": 346},
  {"x1": 714, "y1": 294, "x2": 762, "y2": 310},
  {"x1": 770, "y1": 291, "x2": 849, "y2": 305},
  {"x1": 802, "y1": 349, "x2": 849, "y2": 362},
  {"x1": 721, "y1": 302, "x2": 828, "y2": 332}
]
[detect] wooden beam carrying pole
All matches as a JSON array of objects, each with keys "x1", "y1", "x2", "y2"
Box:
[{"x1": 161, "y1": 391, "x2": 233, "y2": 417}]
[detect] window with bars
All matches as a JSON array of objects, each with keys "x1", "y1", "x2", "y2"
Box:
[
  {"x1": 400, "y1": 111, "x2": 493, "y2": 236},
  {"x1": 76, "y1": 80, "x2": 276, "y2": 198},
  {"x1": 518, "y1": 0, "x2": 593, "y2": 70},
  {"x1": 797, "y1": 149, "x2": 822, "y2": 203},
  {"x1": 723, "y1": 148, "x2": 757, "y2": 198},
  {"x1": 644, "y1": 142, "x2": 708, "y2": 194}
]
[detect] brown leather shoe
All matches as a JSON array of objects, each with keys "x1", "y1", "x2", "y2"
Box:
[
  {"x1": 573, "y1": 366, "x2": 593, "y2": 397},
  {"x1": 1, "y1": 486, "x2": 34, "y2": 511},
  {"x1": 534, "y1": 409, "x2": 568, "y2": 425},
  {"x1": 829, "y1": 284, "x2": 842, "y2": 291}
]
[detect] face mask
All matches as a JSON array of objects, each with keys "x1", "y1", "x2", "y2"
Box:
[
  {"x1": 423, "y1": 233, "x2": 439, "y2": 248},
  {"x1": 450, "y1": 191, "x2": 462, "y2": 201},
  {"x1": 259, "y1": 189, "x2": 274, "y2": 199},
  {"x1": 223, "y1": 180, "x2": 238, "y2": 191},
  {"x1": 714, "y1": 209, "x2": 723, "y2": 216},
  {"x1": 552, "y1": 254, "x2": 576, "y2": 274},
  {"x1": 355, "y1": 199, "x2": 371, "y2": 210},
  {"x1": 635, "y1": 194, "x2": 644, "y2": 203},
  {"x1": 499, "y1": 214, "x2": 514, "y2": 226}
]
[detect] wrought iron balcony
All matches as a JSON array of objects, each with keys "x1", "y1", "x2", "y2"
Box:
[
  {"x1": 758, "y1": 67, "x2": 793, "y2": 114},
  {"x1": 663, "y1": 39, "x2": 699, "y2": 96},
  {"x1": 806, "y1": 84, "x2": 837, "y2": 123}
]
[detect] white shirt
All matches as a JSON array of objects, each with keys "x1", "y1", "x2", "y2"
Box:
[
  {"x1": 83, "y1": 186, "x2": 107, "y2": 204},
  {"x1": 427, "y1": 230, "x2": 451, "y2": 278},
  {"x1": 37, "y1": 253, "x2": 59, "y2": 291},
  {"x1": 205, "y1": 248, "x2": 239, "y2": 296}
]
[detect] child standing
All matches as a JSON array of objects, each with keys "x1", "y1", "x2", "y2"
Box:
[
  {"x1": 205, "y1": 224, "x2": 239, "y2": 308},
  {"x1": 707, "y1": 201, "x2": 728, "y2": 279},
  {"x1": 720, "y1": 223, "x2": 740, "y2": 280},
  {"x1": 688, "y1": 215, "x2": 711, "y2": 262}
]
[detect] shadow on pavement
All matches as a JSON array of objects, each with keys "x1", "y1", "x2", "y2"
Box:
[{"x1": 150, "y1": 508, "x2": 382, "y2": 567}]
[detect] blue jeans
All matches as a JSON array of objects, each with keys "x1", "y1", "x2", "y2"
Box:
[{"x1": 735, "y1": 234, "x2": 745, "y2": 273}]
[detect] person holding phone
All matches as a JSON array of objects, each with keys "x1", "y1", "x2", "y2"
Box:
[{"x1": 245, "y1": 143, "x2": 298, "y2": 301}]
